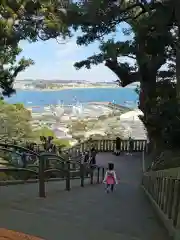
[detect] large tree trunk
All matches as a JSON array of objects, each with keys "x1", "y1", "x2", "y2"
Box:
[
  {"x1": 139, "y1": 69, "x2": 156, "y2": 114},
  {"x1": 174, "y1": 0, "x2": 180, "y2": 103},
  {"x1": 175, "y1": 28, "x2": 180, "y2": 103},
  {"x1": 139, "y1": 70, "x2": 159, "y2": 151}
]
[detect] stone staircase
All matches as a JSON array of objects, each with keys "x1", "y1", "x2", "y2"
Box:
[{"x1": 0, "y1": 153, "x2": 169, "y2": 240}]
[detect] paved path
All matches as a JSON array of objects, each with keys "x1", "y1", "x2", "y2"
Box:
[{"x1": 0, "y1": 153, "x2": 169, "y2": 240}]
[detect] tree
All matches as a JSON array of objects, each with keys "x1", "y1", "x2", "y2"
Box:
[
  {"x1": 0, "y1": 100, "x2": 33, "y2": 141},
  {"x1": 0, "y1": 45, "x2": 34, "y2": 96},
  {"x1": 53, "y1": 138, "x2": 70, "y2": 148},
  {"x1": 71, "y1": 0, "x2": 180, "y2": 104},
  {"x1": 70, "y1": 0, "x2": 177, "y2": 149},
  {"x1": 34, "y1": 127, "x2": 55, "y2": 139},
  {"x1": 33, "y1": 126, "x2": 70, "y2": 147},
  {"x1": 0, "y1": 0, "x2": 71, "y2": 96}
]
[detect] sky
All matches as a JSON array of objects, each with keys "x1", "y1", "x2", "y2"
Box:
[{"x1": 17, "y1": 23, "x2": 134, "y2": 82}]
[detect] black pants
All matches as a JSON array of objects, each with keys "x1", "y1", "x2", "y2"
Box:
[
  {"x1": 90, "y1": 157, "x2": 96, "y2": 165},
  {"x1": 115, "y1": 151, "x2": 120, "y2": 156},
  {"x1": 106, "y1": 184, "x2": 115, "y2": 192}
]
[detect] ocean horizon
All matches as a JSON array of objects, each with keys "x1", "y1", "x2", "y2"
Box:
[{"x1": 5, "y1": 88, "x2": 138, "y2": 108}]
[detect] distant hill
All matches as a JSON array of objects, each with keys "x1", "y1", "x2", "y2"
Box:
[{"x1": 16, "y1": 79, "x2": 117, "y2": 84}]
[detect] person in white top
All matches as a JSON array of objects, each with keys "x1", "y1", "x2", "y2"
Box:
[{"x1": 103, "y1": 163, "x2": 118, "y2": 193}]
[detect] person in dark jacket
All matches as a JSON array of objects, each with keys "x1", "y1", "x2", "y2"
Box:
[
  {"x1": 90, "y1": 148, "x2": 97, "y2": 166},
  {"x1": 84, "y1": 151, "x2": 89, "y2": 163},
  {"x1": 21, "y1": 152, "x2": 27, "y2": 168},
  {"x1": 128, "y1": 137, "x2": 133, "y2": 156},
  {"x1": 115, "y1": 137, "x2": 121, "y2": 156}
]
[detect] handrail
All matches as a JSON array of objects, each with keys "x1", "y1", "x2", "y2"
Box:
[
  {"x1": 0, "y1": 143, "x2": 39, "y2": 156},
  {"x1": 39, "y1": 152, "x2": 66, "y2": 162},
  {"x1": 0, "y1": 147, "x2": 22, "y2": 156},
  {"x1": 0, "y1": 146, "x2": 105, "y2": 197},
  {"x1": 142, "y1": 167, "x2": 180, "y2": 238},
  {"x1": 0, "y1": 138, "x2": 147, "y2": 198},
  {"x1": 38, "y1": 152, "x2": 105, "y2": 197}
]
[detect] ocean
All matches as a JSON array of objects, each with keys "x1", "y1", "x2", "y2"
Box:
[{"x1": 5, "y1": 88, "x2": 138, "y2": 108}]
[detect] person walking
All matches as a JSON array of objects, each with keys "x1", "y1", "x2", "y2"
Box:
[
  {"x1": 84, "y1": 151, "x2": 89, "y2": 164},
  {"x1": 128, "y1": 136, "x2": 133, "y2": 156},
  {"x1": 90, "y1": 148, "x2": 97, "y2": 166},
  {"x1": 21, "y1": 152, "x2": 27, "y2": 168},
  {"x1": 103, "y1": 163, "x2": 118, "y2": 193}
]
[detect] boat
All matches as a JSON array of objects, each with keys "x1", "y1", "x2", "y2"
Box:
[
  {"x1": 32, "y1": 106, "x2": 40, "y2": 108},
  {"x1": 44, "y1": 105, "x2": 51, "y2": 111}
]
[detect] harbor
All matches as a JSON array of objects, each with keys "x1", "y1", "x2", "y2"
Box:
[{"x1": 26, "y1": 101, "x2": 147, "y2": 145}]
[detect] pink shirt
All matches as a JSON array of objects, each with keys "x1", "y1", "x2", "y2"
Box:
[{"x1": 103, "y1": 170, "x2": 118, "y2": 184}]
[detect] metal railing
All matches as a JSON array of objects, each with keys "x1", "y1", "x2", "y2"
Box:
[
  {"x1": 0, "y1": 139, "x2": 147, "y2": 197},
  {"x1": 0, "y1": 143, "x2": 105, "y2": 198}
]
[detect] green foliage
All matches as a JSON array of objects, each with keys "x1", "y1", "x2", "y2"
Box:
[
  {"x1": 0, "y1": 103, "x2": 70, "y2": 147},
  {"x1": 0, "y1": 101, "x2": 33, "y2": 141},
  {"x1": 53, "y1": 138, "x2": 70, "y2": 147},
  {"x1": 0, "y1": 45, "x2": 34, "y2": 96},
  {"x1": 0, "y1": 0, "x2": 71, "y2": 96},
  {"x1": 70, "y1": 0, "x2": 179, "y2": 153},
  {"x1": 14, "y1": 103, "x2": 26, "y2": 110},
  {"x1": 72, "y1": 0, "x2": 177, "y2": 86},
  {"x1": 0, "y1": 0, "x2": 70, "y2": 43},
  {"x1": 134, "y1": 85, "x2": 140, "y2": 95},
  {"x1": 140, "y1": 80, "x2": 180, "y2": 148},
  {"x1": 0, "y1": 172, "x2": 14, "y2": 181},
  {"x1": 33, "y1": 127, "x2": 55, "y2": 138},
  {"x1": 33, "y1": 127, "x2": 70, "y2": 147}
]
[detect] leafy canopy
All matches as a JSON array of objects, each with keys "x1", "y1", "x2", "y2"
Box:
[
  {"x1": 0, "y1": 0, "x2": 71, "y2": 96},
  {"x1": 0, "y1": 100, "x2": 33, "y2": 141},
  {"x1": 33, "y1": 126, "x2": 70, "y2": 147},
  {"x1": 72, "y1": 0, "x2": 175, "y2": 87},
  {"x1": 68, "y1": 0, "x2": 180, "y2": 150}
]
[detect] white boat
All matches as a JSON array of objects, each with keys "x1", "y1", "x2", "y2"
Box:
[{"x1": 44, "y1": 105, "x2": 51, "y2": 111}]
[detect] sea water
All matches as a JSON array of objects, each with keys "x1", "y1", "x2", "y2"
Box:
[{"x1": 5, "y1": 88, "x2": 138, "y2": 108}]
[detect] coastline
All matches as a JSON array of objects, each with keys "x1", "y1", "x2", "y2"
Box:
[{"x1": 16, "y1": 85, "x2": 119, "y2": 92}]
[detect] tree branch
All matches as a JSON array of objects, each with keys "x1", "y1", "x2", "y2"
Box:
[{"x1": 105, "y1": 59, "x2": 141, "y2": 87}]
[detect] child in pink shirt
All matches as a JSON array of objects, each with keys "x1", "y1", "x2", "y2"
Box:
[{"x1": 103, "y1": 163, "x2": 118, "y2": 193}]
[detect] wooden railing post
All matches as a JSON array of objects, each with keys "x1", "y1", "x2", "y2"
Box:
[
  {"x1": 80, "y1": 163, "x2": 84, "y2": 187},
  {"x1": 65, "y1": 160, "x2": 70, "y2": 191},
  {"x1": 63, "y1": 138, "x2": 147, "y2": 155},
  {"x1": 159, "y1": 177, "x2": 165, "y2": 210},
  {"x1": 38, "y1": 155, "x2": 46, "y2": 198},
  {"x1": 172, "y1": 180, "x2": 180, "y2": 228},
  {"x1": 142, "y1": 167, "x2": 180, "y2": 240},
  {"x1": 61, "y1": 161, "x2": 65, "y2": 178},
  {"x1": 168, "y1": 179, "x2": 175, "y2": 219},
  {"x1": 174, "y1": 181, "x2": 180, "y2": 240},
  {"x1": 102, "y1": 167, "x2": 105, "y2": 182},
  {"x1": 97, "y1": 167, "x2": 100, "y2": 184},
  {"x1": 158, "y1": 177, "x2": 163, "y2": 206},
  {"x1": 174, "y1": 225, "x2": 180, "y2": 240},
  {"x1": 162, "y1": 177, "x2": 168, "y2": 213},
  {"x1": 142, "y1": 151, "x2": 145, "y2": 172},
  {"x1": 90, "y1": 167, "x2": 94, "y2": 184},
  {"x1": 164, "y1": 178, "x2": 171, "y2": 214}
]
